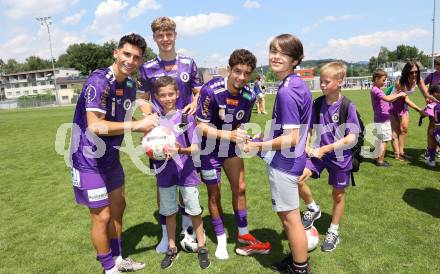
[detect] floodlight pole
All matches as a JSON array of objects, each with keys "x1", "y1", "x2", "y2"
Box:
[
  {"x1": 36, "y1": 16, "x2": 59, "y2": 105},
  {"x1": 432, "y1": 0, "x2": 436, "y2": 70}
]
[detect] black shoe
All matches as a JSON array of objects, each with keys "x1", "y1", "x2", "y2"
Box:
[
  {"x1": 160, "y1": 247, "x2": 178, "y2": 269},
  {"x1": 271, "y1": 253, "x2": 293, "y2": 272},
  {"x1": 282, "y1": 262, "x2": 311, "y2": 274},
  {"x1": 375, "y1": 160, "x2": 391, "y2": 167},
  {"x1": 197, "y1": 247, "x2": 211, "y2": 269}
]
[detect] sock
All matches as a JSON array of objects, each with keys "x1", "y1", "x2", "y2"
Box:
[
  {"x1": 156, "y1": 224, "x2": 169, "y2": 253},
  {"x1": 307, "y1": 200, "x2": 319, "y2": 211},
  {"x1": 159, "y1": 213, "x2": 167, "y2": 225},
  {"x1": 214, "y1": 233, "x2": 229, "y2": 260},
  {"x1": 210, "y1": 217, "x2": 225, "y2": 236},
  {"x1": 329, "y1": 223, "x2": 339, "y2": 235},
  {"x1": 110, "y1": 238, "x2": 122, "y2": 258},
  {"x1": 234, "y1": 209, "x2": 248, "y2": 234},
  {"x1": 428, "y1": 148, "x2": 436, "y2": 161},
  {"x1": 97, "y1": 250, "x2": 115, "y2": 271},
  {"x1": 292, "y1": 260, "x2": 310, "y2": 273},
  {"x1": 179, "y1": 205, "x2": 192, "y2": 231},
  {"x1": 105, "y1": 266, "x2": 118, "y2": 274}
]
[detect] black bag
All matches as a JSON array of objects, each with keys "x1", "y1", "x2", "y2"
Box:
[{"x1": 313, "y1": 96, "x2": 364, "y2": 186}]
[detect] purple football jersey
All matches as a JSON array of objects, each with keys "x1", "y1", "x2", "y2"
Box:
[
  {"x1": 310, "y1": 96, "x2": 361, "y2": 170},
  {"x1": 425, "y1": 71, "x2": 440, "y2": 85},
  {"x1": 265, "y1": 74, "x2": 312, "y2": 176},
  {"x1": 139, "y1": 54, "x2": 201, "y2": 111},
  {"x1": 370, "y1": 86, "x2": 390, "y2": 123},
  {"x1": 195, "y1": 77, "x2": 256, "y2": 157},
  {"x1": 71, "y1": 67, "x2": 137, "y2": 173},
  {"x1": 151, "y1": 110, "x2": 200, "y2": 187}
]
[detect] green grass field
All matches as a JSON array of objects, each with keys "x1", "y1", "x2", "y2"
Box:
[{"x1": 1, "y1": 90, "x2": 439, "y2": 274}]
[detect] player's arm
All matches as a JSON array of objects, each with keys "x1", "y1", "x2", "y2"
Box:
[
  {"x1": 174, "y1": 143, "x2": 199, "y2": 155},
  {"x1": 183, "y1": 87, "x2": 201, "y2": 115},
  {"x1": 418, "y1": 80, "x2": 439, "y2": 102},
  {"x1": 196, "y1": 121, "x2": 247, "y2": 143},
  {"x1": 381, "y1": 92, "x2": 407, "y2": 102},
  {"x1": 248, "y1": 127, "x2": 299, "y2": 152},
  {"x1": 404, "y1": 96, "x2": 424, "y2": 114},
  {"x1": 86, "y1": 111, "x2": 158, "y2": 136},
  {"x1": 314, "y1": 133, "x2": 356, "y2": 158}
]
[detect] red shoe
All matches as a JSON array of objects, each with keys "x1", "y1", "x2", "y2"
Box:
[
  {"x1": 237, "y1": 233, "x2": 260, "y2": 245},
  {"x1": 235, "y1": 242, "x2": 271, "y2": 256}
]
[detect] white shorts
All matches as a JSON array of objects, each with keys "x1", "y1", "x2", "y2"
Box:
[
  {"x1": 159, "y1": 186, "x2": 202, "y2": 216},
  {"x1": 257, "y1": 93, "x2": 265, "y2": 100},
  {"x1": 267, "y1": 166, "x2": 299, "y2": 212},
  {"x1": 375, "y1": 121, "x2": 392, "y2": 142}
]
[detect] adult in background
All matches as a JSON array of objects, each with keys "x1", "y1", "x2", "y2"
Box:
[{"x1": 70, "y1": 34, "x2": 159, "y2": 274}]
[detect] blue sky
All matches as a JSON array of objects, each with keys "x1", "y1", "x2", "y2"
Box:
[{"x1": 0, "y1": 0, "x2": 437, "y2": 68}]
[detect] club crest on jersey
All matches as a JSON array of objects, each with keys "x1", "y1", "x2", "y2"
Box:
[
  {"x1": 236, "y1": 110, "x2": 245, "y2": 120},
  {"x1": 123, "y1": 99, "x2": 132, "y2": 110},
  {"x1": 242, "y1": 92, "x2": 251, "y2": 101},
  {"x1": 180, "y1": 72, "x2": 190, "y2": 83},
  {"x1": 332, "y1": 113, "x2": 339, "y2": 123},
  {"x1": 85, "y1": 85, "x2": 97, "y2": 103}
]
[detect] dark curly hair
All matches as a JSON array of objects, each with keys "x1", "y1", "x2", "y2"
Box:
[
  {"x1": 118, "y1": 33, "x2": 147, "y2": 55},
  {"x1": 228, "y1": 49, "x2": 257, "y2": 71}
]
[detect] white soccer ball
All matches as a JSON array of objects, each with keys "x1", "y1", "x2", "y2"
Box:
[
  {"x1": 142, "y1": 126, "x2": 176, "y2": 160},
  {"x1": 180, "y1": 226, "x2": 206, "y2": 253},
  {"x1": 306, "y1": 226, "x2": 320, "y2": 251}
]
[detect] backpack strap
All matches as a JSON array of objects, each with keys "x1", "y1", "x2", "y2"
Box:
[
  {"x1": 338, "y1": 96, "x2": 351, "y2": 126},
  {"x1": 313, "y1": 95, "x2": 325, "y2": 125},
  {"x1": 181, "y1": 112, "x2": 191, "y2": 147},
  {"x1": 351, "y1": 171, "x2": 356, "y2": 187}
]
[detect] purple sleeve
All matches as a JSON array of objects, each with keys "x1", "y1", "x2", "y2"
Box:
[
  {"x1": 84, "y1": 76, "x2": 109, "y2": 114},
  {"x1": 372, "y1": 86, "x2": 385, "y2": 99},
  {"x1": 345, "y1": 103, "x2": 361, "y2": 135},
  {"x1": 195, "y1": 86, "x2": 214, "y2": 122},
  {"x1": 188, "y1": 115, "x2": 199, "y2": 143},
  {"x1": 190, "y1": 60, "x2": 202, "y2": 89},
  {"x1": 425, "y1": 73, "x2": 433, "y2": 85},
  {"x1": 278, "y1": 90, "x2": 300, "y2": 129}
]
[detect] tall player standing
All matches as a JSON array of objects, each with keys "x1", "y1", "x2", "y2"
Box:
[
  {"x1": 196, "y1": 49, "x2": 271, "y2": 259},
  {"x1": 70, "y1": 34, "x2": 159, "y2": 274},
  {"x1": 139, "y1": 16, "x2": 203, "y2": 253}
]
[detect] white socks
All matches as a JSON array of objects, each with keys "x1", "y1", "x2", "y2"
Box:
[
  {"x1": 215, "y1": 233, "x2": 229, "y2": 260},
  {"x1": 238, "y1": 226, "x2": 249, "y2": 236},
  {"x1": 113, "y1": 256, "x2": 122, "y2": 265},
  {"x1": 329, "y1": 223, "x2": 339, "y2": 235},
  {"x1": 307, "y1": 200, "x2": 319, "y2": 212},
  {"x1": 156, "y1": 224, "x2": 168, "y2": 253}
]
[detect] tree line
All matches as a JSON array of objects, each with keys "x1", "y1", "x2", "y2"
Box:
[{"x1": 0, "y1": 40, "x2": 156, "y2": 76}]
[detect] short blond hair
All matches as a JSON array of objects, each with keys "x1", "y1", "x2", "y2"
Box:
[
  {"x1": 151, "y1": 17, "x2": 176, "y2": 33},
  {"x1": 320, "y1": 61, "x2": 347, "y2": 80}
]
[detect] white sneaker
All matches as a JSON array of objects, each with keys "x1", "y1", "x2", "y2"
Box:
[
  {"x1": 426, "y1": 159, "x2": 436, "y2": 167},
  {"x1": 116, "y1": 258, "x2": 145, "y2": 272}
]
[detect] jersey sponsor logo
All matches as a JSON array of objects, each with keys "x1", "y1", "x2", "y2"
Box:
[
  {"x1": 116, "y1": 89, "x2": 123, "y2": 96},
  {"x1": 87, "y1": 187, "x2": 108, "y2": 202},
  {"x1": 201, "y1": 169, "x2": 217, "y2": 180},
  {"x1": 71, "y1": 168, "x2": 80, "y2": 188},
  {"x1": 126, "y1": 80, "x2": 133, "y2": 88},
  {"x1": 242, "y1": 92, "x2": 251, "y2": 101},
  {"x1": 236, "y1": 110, "x2": 245, "y2": 120},
  {"x1": 154, "y1": 73, "x2": 165, "y2": 78},
  {"x1": 180, "y1": 72, "x2": 190, "y2": 83},
  {"x1": 180, "y1": 58, "x2": 191, "y2": 64},
  {"x1": 226, "y1": 98, "x2": 238, "y2": 106},
  {"x1": 332, "y1": 113, "x2": 339, "y2": 123},
  {"x1": 85, "y1": 85, "x2": 97, "y2": 103},
  {"x1": 123, "y1": 99, "x2": 132, "y2": 110}
]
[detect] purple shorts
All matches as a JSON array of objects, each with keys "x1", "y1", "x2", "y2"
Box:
[
  {"x1": 71, "y1": 165, "x2": 125, "y2": 208},
  {"x1": 305, "y1": 157, "x2": 351, "y2": 189},
  {"x1": 199, "y1": 155, "x2": 227, "y2": 185}
]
